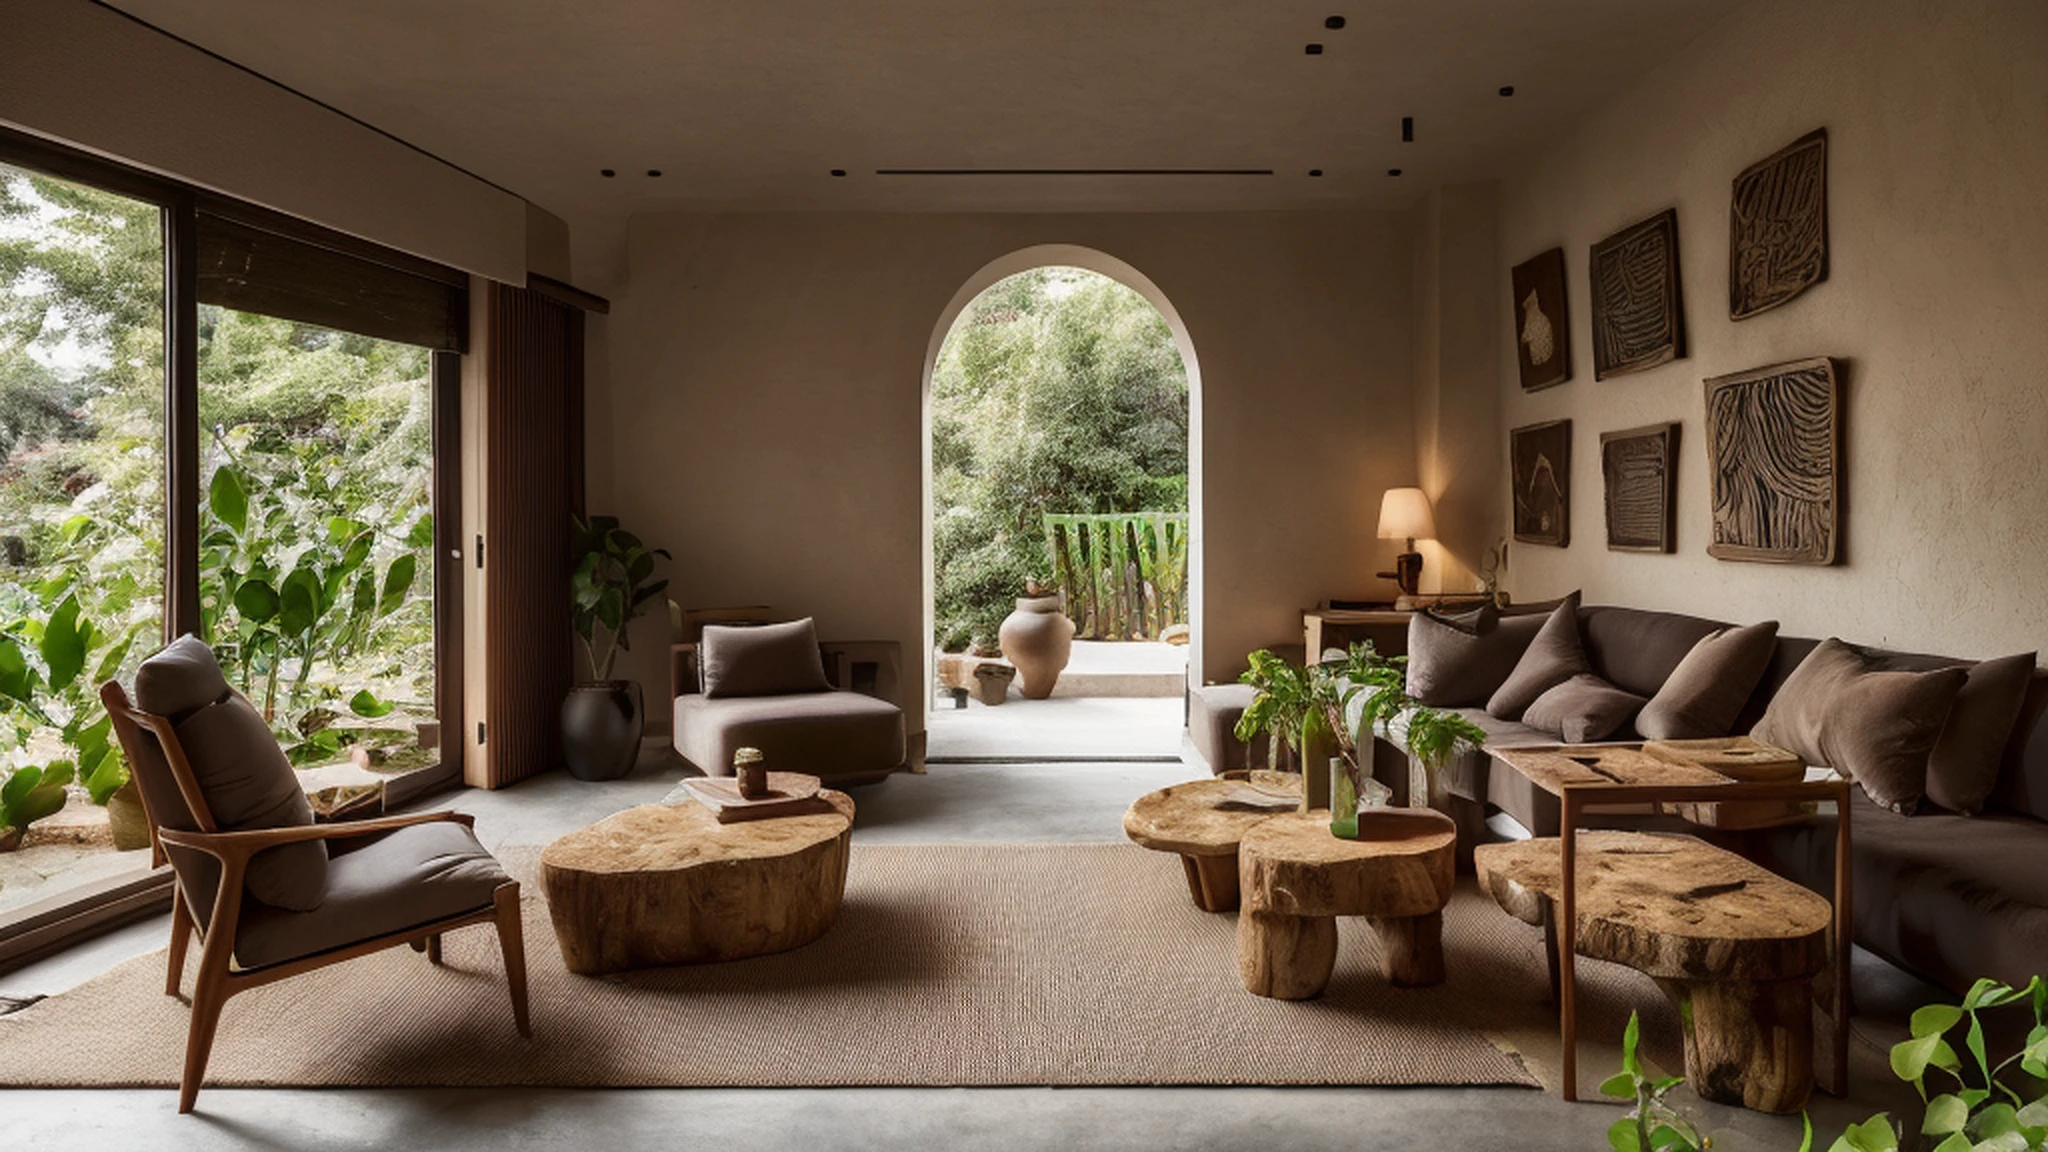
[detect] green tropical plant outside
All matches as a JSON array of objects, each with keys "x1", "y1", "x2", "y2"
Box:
[
  {"x1": 0, "y1": 761, "x2": 74, "y2": 847},
  {"x1": 931, "y1": 267, "x2": 1189, "y2": 652},
  {"x1": 569, "y1": 515, "x2": 670, "y2": 682}
]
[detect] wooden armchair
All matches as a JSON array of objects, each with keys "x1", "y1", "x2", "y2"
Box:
[{"x1": 101, "y1": 674, "x2": 529, "y2": 1113}]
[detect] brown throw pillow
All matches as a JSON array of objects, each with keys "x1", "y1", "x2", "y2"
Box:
[
  {"x1": 1486, "y1": 598, "x2": 1591, "y2": 720},
  {"x1": 1404, "y1": 594, "x2": 1576, "y2": 708},
  {"x1": 1924, "y1": 651, "x2": 2037, "y2": 814},
  {"x1": 137, "y1": 636, "x2": 327, "y2": 911},
  {"x1": 1751, "y1": 638, "x2": 1968, "y2": 814},
  {"x1": 700, "y1": 617, "x2": 832, "y2": 698},
  {"x1": 1523, "y1": 674, "x2": 1648, "y2": 743},
  {"x1": 1636, "y1": 621, "x2": 1781, "y2": 740}
]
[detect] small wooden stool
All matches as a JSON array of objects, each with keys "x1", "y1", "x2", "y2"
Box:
[
  {"x1": 1234, "y1": 807, "x2": 1457, "y2": 999},
  {"x1": 1122, "y1": 773, "x2": 1301, "y2": 912}
]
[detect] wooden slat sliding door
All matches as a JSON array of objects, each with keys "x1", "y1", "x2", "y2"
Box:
[{"x1": 476, "y1": 281, "x2": 582, "y2": 788}]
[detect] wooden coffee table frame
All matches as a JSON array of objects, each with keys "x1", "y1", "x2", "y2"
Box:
[{"x1": 1550, "y1": 776, "x2": 1853, "y2": 1103}]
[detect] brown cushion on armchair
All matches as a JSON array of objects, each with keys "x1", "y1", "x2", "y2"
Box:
[{"x1": 700, "y1": 618, "x2": 833, "y2": 699}]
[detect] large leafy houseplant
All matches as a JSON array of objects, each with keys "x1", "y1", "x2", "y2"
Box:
[{"x1": 563, "y1": 515, "x2": 670, "y2": 781}]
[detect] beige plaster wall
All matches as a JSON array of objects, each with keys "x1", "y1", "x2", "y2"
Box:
[
  {"x1": 1, "y1": 0, "x2": 529, "y2": 281},
  {"x1": 1412, "y1": 184, "x2": 1505, "y2": 595},
  {"x1": 1496, "y1": 0, "x2": 2048, "y2": 658},
  {"x1": 597, "y1": 211, "x2": 1417, "y2": 733}
]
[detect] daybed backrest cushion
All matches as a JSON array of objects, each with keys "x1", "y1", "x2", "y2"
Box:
[
  {"x1": 700, "y1": 617, "x2": 832, "y2": 699},
  {"x1": 135, "y1": 635, "x2": 327, "y2": 911}
]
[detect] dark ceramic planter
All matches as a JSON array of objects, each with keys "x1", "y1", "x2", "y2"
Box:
[{"x1": 561, "y1": 680, "x2": 644, "y2": 781}]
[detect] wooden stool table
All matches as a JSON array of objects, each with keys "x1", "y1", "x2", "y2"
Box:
[
  {"x1": 1234, "y1": 807, "x2": 1457, "y2": 999},
  {"x1": 1123, "y1": 772, "x2": 1301, "y2": 912},
  {"x1": 540, "y1": 791, "x2": 854, "y2": 975},
  {"x1": 1475, "y1": 831, "x2": 1833, "y2": 1113}
]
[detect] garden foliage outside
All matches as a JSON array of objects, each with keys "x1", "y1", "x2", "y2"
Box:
[
  {"x1": 931, "y1": 266, "x2": 1188, "y2": 653},
  {"x1": 0, "y1": 161, "x2": 438, "y2": 842}
]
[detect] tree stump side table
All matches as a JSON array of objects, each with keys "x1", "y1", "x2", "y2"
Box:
[
  {"x1": 1123, "y1": 772, "x2": 1302, "y2": 912},
  {"x1": 1474, "y1": 831, "x2": 1833, "y2": 1113},
  {"x1": 1234, "y1": 807, "x2": 1457, "y2": 999},
  {"x1": 540, "y1": 791, "x2": 854, "y2": 975}
]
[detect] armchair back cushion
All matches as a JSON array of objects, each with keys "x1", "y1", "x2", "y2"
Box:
[
  {"x1": 700, "y1": 618, "x2": 832, "y2": 699},
  {"x1": 135, "y1": 635, "x2": 328, "y2": 911}
]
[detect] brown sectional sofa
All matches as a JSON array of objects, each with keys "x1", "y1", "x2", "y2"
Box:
[{"x1": 1366, "y1": 603, "x2": 2048, "y2": 996}]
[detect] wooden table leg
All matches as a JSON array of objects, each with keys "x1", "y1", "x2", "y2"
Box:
[
  {"x1": 1236, "y1": 909, "x2": 1337, "y2": 1000},
  {"x1": 1657, "y1": 977, "x2": 1816, "y2": 1114},
  {"x1": 1181, "y1": 853, "x2": 1241, "y2": 912},
  {"x1": 1368, "y1": 910, "x2": 1445, "y2": 987}
]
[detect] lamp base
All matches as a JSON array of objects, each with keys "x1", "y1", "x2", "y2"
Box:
[{"x1": 1393, "y1": 551, "x2": 1422, "y2": 597}]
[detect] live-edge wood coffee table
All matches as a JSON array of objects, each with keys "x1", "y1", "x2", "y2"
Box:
[
  {"x1": 1123, "y1": 772, "x2": 1301, "y2": 912},
  {"x1": 1234, "y1": 807, "x2": 1457, "y2": 999}
]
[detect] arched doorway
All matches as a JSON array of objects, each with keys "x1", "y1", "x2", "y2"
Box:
[{"x1": 920, "y1": 245, "x2": 1203, "y2": 756}]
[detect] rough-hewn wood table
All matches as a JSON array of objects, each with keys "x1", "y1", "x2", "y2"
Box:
[
  {"x1": 1123, "y1": 772, "x2": 1301, "y2": 912},
  {"x1": 1475, "y1": 831, "x2": 1833, "y2": 1112},
  {"x1": 1490, "y1": 739, "x2": 1809, "y2": 830},
  {"x1": 539, "y1": 791, "x2": 854, "y2": 975},
  {"x1": 1234, "y1": 807, "x2": 1457, "y2": 999}
]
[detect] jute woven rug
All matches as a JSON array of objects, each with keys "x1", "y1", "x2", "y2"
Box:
[{"x1": 0, "y1": 842, "x2": 1680, "y2": 1089}]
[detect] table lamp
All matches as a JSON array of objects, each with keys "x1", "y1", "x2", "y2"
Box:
[{"x1": 1376, "y1": 487, "x2": 1437, "y2": 597}]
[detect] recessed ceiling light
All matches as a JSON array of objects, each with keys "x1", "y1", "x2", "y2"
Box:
[
  {"x1": 1387, "y1": 168, "x2": 1403, "y2": 177},
  {"x1": 600, "y1": 168, "x2": 616, "y2": 178},
  {"x1": 1305, "y1": 43, "x2": 1324, "y2": 55},
  {"x1": 646, "y1": 169, "x2": 662, "y2": 177},
  {"x1": 1325, "y1": 16, "x2": 1346, "y2": 29},
  {"x1": 1499, "y1": 85, "x2": 1515, "y2": 97},
  {"x1": 831, "y1": 169, "x2": 847, "y2": 177},
  {"x1": 1308, "y1": 169, "x2": 1324, "y2": 177}
]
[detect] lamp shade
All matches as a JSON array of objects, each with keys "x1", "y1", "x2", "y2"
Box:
[{"x1": 1377, "y1": 487, "x2": 1437, "y2": 542}]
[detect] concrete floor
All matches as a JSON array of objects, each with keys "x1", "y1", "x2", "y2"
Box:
[
  {"x1": 927, "y1": 696, "x2": 1190, "y2": 760},
  {"x1": 1, "y1": 751, "x2": 1934, "y2": 1151}
]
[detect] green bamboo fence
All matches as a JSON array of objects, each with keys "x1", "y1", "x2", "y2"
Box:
[{"x1": 1041, "y1": 512, "x2": 1189, "y2": 641}]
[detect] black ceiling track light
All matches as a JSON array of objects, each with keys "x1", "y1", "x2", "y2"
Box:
[
  {"x1": 1308, "y1": 169, "x2": 1324, "y2": 177},
  {"x1": 1388, "y1": 168, "x2": 1403, "y2": 177},
  {"x1": 1401, "y1": 116, "x2": 1414, "y2": 142},
  {"x1": 646, "y1": 169, "x2": 662, "y2": 177},
  {"x1": 600, "y1": 168, "x2": 616, "y2": 178},
  {"x1": 1499, "y1": 85, "x2": 1516, "y2": 97},
  {"x1": 830, "y1": 169, "x2": 847, "y2": 177},
  {"x1": 1305, "y1": 42, "x2": 1323, "y2": 55},
  {"x1": 1325, "y1": 15, "x2": 1346, "y2": 29}
]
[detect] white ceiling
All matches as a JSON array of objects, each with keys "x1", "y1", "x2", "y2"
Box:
[{"x1": 106, "y1": 0, "x2": 1742, "y2": 232}]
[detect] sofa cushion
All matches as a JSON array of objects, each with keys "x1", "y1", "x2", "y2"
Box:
[
  {"x1": 1752, "y1": 793, "x2": 2048, "y2": 995},
  {"x1": 1523, "y1": 674, "x2": 1648, "y2": 743},
  {"x1": 233, "y1": 820, "x2": 506, "y2": 970},
  {"x1": 1751, "y1": 638, "x2": 1967, "y2": 814},
  {"x1": 699, "y1": 618, "x2": 832, "y2": 699},
  {"x1": 1635, "y1": 621, "x2": 1780, "y2": 740},
  {"x1": 1190, "y1": 683, "x2": 1270, "y2": 774},
  {"x1": 1406, "y1": 595, "x2": 1573, "y2": 708},
  {"x1": 137, "y1": 638, "x2": 327, "y2": 912},
  {"x1": 674, "y1": 690, "x2": 905, "y2": 780},
  {"x1": 1486, "y1": 598, "x2": 1591, "y2": 720},
  {"x1": 1925, "y1": 652, "x2": 2037, "y2": 815},
  {"x1": 1578, "y1": 606, "x2": 1729, "y2": 699}
]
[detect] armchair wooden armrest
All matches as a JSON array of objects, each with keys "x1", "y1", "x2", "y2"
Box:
[{"x1": 156, "y1": 810, "x2": 473, "y2": 866}]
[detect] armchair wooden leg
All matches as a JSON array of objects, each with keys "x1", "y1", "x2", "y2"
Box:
[
  {"x1": 178, "y1": 934, "x2": 235, "y2": 1114},
  {"x1": 165, "y1": 887, "x2": 192, "y2": 999},
  {"x1": 492, "y1": 883, "x2": 530, "y2": 1039}
]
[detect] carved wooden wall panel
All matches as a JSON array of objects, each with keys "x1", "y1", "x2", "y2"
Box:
[
  {"x1": 1600, "y1": 422, "x2": 1680, "y2": 553},
  {"x1": 1512, "y1": 419, "x2": 1572, "y2": 548},
  {"x1": 1704, "y1": 358, "x2": 1841, "y2": 565},
  {"x1": 1511, "y1": 247, "x2": 1571, "y2": 392},
  {"x1": 1730, "y1": 129, "x2": 1828, "y2": 320},
  {"x1": 1590, "y1": 209, "x2": 1686, "y2": 379}
]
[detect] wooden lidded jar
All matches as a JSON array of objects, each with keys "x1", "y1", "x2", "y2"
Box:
[{"x1": 734, "y1": 746, "x2": 768, "y2": 799}]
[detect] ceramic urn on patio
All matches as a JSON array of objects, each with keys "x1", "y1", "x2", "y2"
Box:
[{"x1": 998, "y1": 591, "x2": 1075, "y2": 700}]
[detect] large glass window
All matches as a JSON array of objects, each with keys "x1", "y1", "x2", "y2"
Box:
[
  {"x1": 196, "y1": 310, "x2": 438, "y2": 774},
  {"x1": 0, "y1": 161, "x2": 164, "y2": 914}
]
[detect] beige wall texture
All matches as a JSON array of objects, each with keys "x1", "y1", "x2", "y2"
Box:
[
  {"x1": 1412, "y1": 184, "x2": 1505, "y2": 595},
  {"x1": 0, "y1": 0, "x2": 530, "y2": 282},
  {"x1": 1496, "y1": 0, "x2": 2048, "y2": 659},
  {"x1": 593, "y1": 211, "x2": 1422, "y2": 732}
]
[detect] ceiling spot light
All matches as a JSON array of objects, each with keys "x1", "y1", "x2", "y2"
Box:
[
  {"x1": 1325, "y1": 16, "x2": 1346, "y2": 29},
  {"x1": 1305, "y1": 43, "x2": 1324, "y2": 55},
  {"x1": 1401, "y1": 116, "x2": 1414, "y2": 142},
  {"x1": 1499, "y1": 85, "x2": 1515, "y2": 97},
  {"x1": 830, "y1": 169, "x2": 847, "y2": 177},
  {"x1": 1309, "y1": 169, "x2": 1324, "y2": 177},
  {"x1": 646, "y1": 169, "x2": 662, "y2": 177},
  {"x1": 600, "y1": 168, "x2": 616, "y2": 178},
  {"x1": 1388, "y1": 168, "x2": 1403, "y2": 177}
]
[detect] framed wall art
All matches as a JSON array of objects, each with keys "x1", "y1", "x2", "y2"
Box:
[
  {"x1": 1511, "y1": 419, "x2": 1572, "y2": 547},
  {"x1": 1511, "y1": 247, "x2": 1571, "y2": 391},
  {"x1": 1730, "y1": 128, "x2": 1828, "y2": 320},
  {"x1": 1704, "y1": 357, "x2": 1841, "y2": 565},
  {"x1": 1589, "y1": 208, "x2": 1686, "y2": 379},
  {"x1": 1600, "y1": 422, "x2": 1680, "y2": 553}
]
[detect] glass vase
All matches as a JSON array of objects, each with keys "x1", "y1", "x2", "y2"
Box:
[{"x1": 1329, "y1": 757, "x2": 1359, "y2": 839}]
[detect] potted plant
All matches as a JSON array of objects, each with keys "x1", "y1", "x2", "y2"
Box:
[
  {"x1": 564, "y1": 515, "x2": 670, "y2": 781},
  {"x1": 1235, "y1": 642, "x2": 1487, "y2": 835},
  {"x1": 0, "y1": 763, "x2": 72, "y2": 852}
]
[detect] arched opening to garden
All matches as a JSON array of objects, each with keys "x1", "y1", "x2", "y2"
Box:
[{"x1": 922, "y1": 248, "x2": 1199, "y2": 761}]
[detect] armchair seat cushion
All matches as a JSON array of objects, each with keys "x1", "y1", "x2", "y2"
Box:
[
  {"x1": 674, "y1": 690, "x2": 904, "y2": 781},
  {"x1": 233, "y1": 821, "x2": 508, "y2": 970}
]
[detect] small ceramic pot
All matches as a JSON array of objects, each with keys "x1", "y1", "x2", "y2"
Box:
[
  {"x1": 997, "y1": 594, "x2": 1076, "y2": 700},
  {"x1": 735, "y1": 747, "x2": 768, "y2": 799}
]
